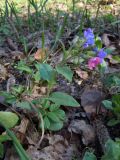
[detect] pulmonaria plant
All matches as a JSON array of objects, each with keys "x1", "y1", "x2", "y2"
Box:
[{"x1": 83, "y1": 28, "x2": 108, "y2": 70}]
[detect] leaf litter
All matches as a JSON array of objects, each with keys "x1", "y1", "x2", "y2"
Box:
[{"x1": 0, "y1": 0, "x2": 120, "y2": 159}]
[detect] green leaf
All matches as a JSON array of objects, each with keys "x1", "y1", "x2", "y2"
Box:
[
  {"x1": 49, "y1": 103, "x2": 60, "y2": 111},
  {"x1": 17, "y1": 65, "x2": 32, "y2": 74},
  {"x1": 102, "y1": 139, "x2": 120, "y2": 160},
  {"x1": 54, "y1": 109, "x2": 66, "y2": 121},
  {"x1": 0, "y1": 143, "x2": 4, "y2": 158},
  {"x1": 112, "y1": 55, "x2": 120, "y2": 63},
  {"x1": 12, "y1": 85, "x2": 24, "y2": 94},
  {"x1": 102, "y1": 100, "x2": 113, "y2": 110},
  {"x1": 112, "y1": 94, "x2": 120, "y2": 107},
  {"x1": 0, "y1": 134, "x2": 10, "y2": 143},
  {"x1": 43, "y1": 100, "x2": 50, "y2": 109},
  {"x1": 43, "y1": 116, "x2": 50, "y2": 129},
  {"x1": 99, "y1": 60, "x2": 107, "y2": 73},
  {"x1": 16, "y1": 60, "x2": 32, "y2": 74},
  {"x1": 0, "y1": 92, "x2": 16, "y2": 104},
  {"x1": 56, "y1": 65, "x2": 73, "y2": 82},
  {"x1": 103, "y1": 75, "x2": 120, "y2": 88},
  {"x1": 47, "y1": 112, "x2": 60, "y2": 122},
  {"x1": 83, "y1": 151, "x2": 97, "y2": 160},
  {"x1": 33, "y1": 71, "x2": 41, "y2": 82},
  {"x1": 49, "y1": 121, "x2": 63, "y2": 131},
  {"x1": 48, "y1": 92, "x2": 80, "y2": 107},
  {"x1": 104, "y1": 48, "x2": 114, "y2": 55},
  {"x1": 0, "y1": 112, "x2": 19, "y2": 128},
  {"x1": 95, "y1": 38, "x2": 102, "y2": 49},
  {"x1": 107, "y1": 119, "x2": 120, "y2": 126},
  {"x1": 16, "y1": 101, "x2": 32, "y2": 110},
  {"x1": 39, "y1": 63, "x2": 54, "y2": 81}
]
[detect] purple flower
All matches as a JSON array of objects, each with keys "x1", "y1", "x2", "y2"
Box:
[
  {"x1": 87, "y1": 38, "x2": 95, "y2": 45},
  {"x1": 84, "y1": 28, "x2": 94, "y2": 39},
  {"x1": 83, "y1": 42, "x2": 89, "y2": 48},
  {"x1": 98, "y1": 49, "x2": 107, "y2": 59},
  {"x1": 83, "y1": 28, "x2": 95, "y2": 48}
]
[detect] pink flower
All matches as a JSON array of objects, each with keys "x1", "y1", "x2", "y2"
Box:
[{"x1": 88, "y1": 57, "x2": 101, "y2": 70}]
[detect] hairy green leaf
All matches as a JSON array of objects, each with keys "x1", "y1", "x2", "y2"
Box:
[
  {"x1": 47, "y1": 112, "x2": 60, "y2": 122},
  {"x1": 48, "y1": 92, "x2": 80, "y2": 107},
  {"x1": 44, "y1": 116, "x2": 50, "y2": 129},
  {"x1": 16, "y1": 101, "x2": 32, "y2": 110},
  {"x1": 56, "y1": 65, "x2": 73, "y2": 82},
  {"x1": 102, "y1": 100, "x2": 113, "y2": 110},
  {"x1": 102, "y1": 139, "x2": 120, "y2": 160},
  {"x1": 0, "y1": 112, "x2": 19, "y2": 128},
  {"x1": 39, "y1": 63, "x2": 54, "y2": 81}
]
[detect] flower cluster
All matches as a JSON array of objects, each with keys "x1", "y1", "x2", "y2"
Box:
[
  {"x1": 83, "y1": 28, "x2": 107, "y2": 70},
  {"x1": 83, "y1": 28, "x2": 95, "y2": 48}
]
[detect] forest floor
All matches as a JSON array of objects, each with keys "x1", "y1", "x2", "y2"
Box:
[{"x1": 0, "y1": 0, "x2": 120, "y2": 160}]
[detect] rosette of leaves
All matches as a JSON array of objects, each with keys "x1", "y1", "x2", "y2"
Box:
[
  {"x1": 28, "y1": 91, "x2": 80, "y2": 131},
  {"x1": 15, "y1": 91, "x2": 80, "y2": 131}
]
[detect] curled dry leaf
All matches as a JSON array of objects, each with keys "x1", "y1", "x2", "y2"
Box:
[{"x1": 68, "y1": 120, "x2": 95, "y2": 145}]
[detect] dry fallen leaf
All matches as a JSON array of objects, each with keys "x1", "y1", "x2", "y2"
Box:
[
  {"x1": 13, "y1": 117, "x2": 30, "y2": 143},
  {"x1": 68, "y1": 120, "x2": 95, "y2": 145},
  {"x1": 81, "y1": 89, "x2": 104, "y2": 115},
  {"x1": 32, "y1": 85, "x2": 47, "y2": 98},
  {"x1": 75, "y1": 68, "x2": 88, "y2": 80},
  {"x1": 0, "y1": 64, "x2": 7, "y2": 80},
  {"x1": 27, "y1": 134, "x2": 79, "y2": 160},
  {"x1": 34, "y1": 48, "x2": 46, "y2": 61},
  {"x1": 4, "y1": 147, "x2": 19, "y2": 160}
]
